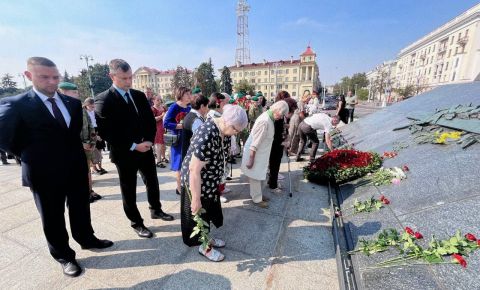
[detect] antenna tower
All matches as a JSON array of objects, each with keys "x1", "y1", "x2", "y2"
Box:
[{"x1": 235, "y1": 0, "x2": 251, "y2": 65}]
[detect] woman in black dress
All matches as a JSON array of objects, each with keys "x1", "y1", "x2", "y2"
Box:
[{"x1": 180, "y1": 104, "x2": 248, "y2": 262}]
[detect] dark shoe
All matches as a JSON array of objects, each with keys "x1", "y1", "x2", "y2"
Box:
[
  {"x1": 151, "y1": 209, "x2": 174, "y2": 221},
  {"x1": 176, "y1": 189, "x2": 180, "y2": 195},
  {"x1": 81, "y1": 238, "x2": 114, "y2": 249},
  {"x1": 133, "y1": 225, "x2": 153, "y2": 238},
  {"x1": 156, "y1": 162, "x2": 166, "y2": 168},
  {"x1": 89, "y1": 196, "x2": 96, "y2": 203},
  {"x1": 1, "y1": 161, "x2": 9, "y2": 165},
  {"x1": 61, "y1": 260, "x2": 82, "y2": 277},
  {"x1": 91, "y1": 192, "x2": 102, "y2": 200},
  {"x1": 296, "y1": 157, "x2": 305, "y2": 162},
  {"x1": 162, "y1": 158, "x2": 169, "y2": 163},
  {"x1": 99, "y1": 168, "x2": 108, "y2": 175}
]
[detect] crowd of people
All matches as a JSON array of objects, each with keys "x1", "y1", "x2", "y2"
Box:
[{"x1": 0, "y1": 56, "x2": 352, "y2": 274}]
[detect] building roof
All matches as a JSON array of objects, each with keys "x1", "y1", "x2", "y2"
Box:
[
  {"x1": 228, "y1": 59, "x2": 301, "y2": 70},
  {"x1": 301, "y1": 46, "x2": 316, "y2": 56},
  {"x1": 134, "y1": 66, "x2": 186, "y2": 76}
]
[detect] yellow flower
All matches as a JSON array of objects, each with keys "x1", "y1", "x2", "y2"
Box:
[{"x1": 434, "y1": 131, "x2": 463, "y2": 144}]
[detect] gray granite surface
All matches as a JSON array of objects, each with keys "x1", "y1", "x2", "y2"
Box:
[{"x1": 338, "y1": 82, "x2": 480, "y2": 290}]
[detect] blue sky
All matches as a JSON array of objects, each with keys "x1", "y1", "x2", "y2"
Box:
[{"x1": 1, "y1": 0, "x2": 478, "y2": 86}]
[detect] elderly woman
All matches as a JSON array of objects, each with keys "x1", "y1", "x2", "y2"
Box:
[
  {"x1": 164, "y1": 87, "x2": 191, "y2": 195},
  {"x1": 241, "y1": 101, "x2": 289, "y2": 208},
  {"x1": 181, "y1": 105, "x2": 248, "y2": 262}
]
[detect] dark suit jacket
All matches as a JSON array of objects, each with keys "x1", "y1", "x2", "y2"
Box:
[
  {"x1": 0, "y1": 90, "x2": 88, "y2": 191},
  {"x1": 95, "y1": 87, "x2": 156, "y2": 163}
]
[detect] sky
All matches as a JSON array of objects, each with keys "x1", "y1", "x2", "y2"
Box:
[{"x1": 1, "y1": 0, "x2": 479, "y2": 87}]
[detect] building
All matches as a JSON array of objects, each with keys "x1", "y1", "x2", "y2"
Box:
[
  {"x1": 369, "y1": 3, "x2": 480, "y2": 99},
  {"x1": 366, "y1": 60, "x2": 398, "y2": 102},
  {"x1": 132, "y1": 66, "x2": 185, "y2": 96},
  {"x1": 226, "y1": 46, "x2": 320, "y2": 100}
]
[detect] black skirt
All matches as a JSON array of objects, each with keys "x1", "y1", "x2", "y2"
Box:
[{"x1": 180, "y1": 187, "x2": 223, "y2": 247}]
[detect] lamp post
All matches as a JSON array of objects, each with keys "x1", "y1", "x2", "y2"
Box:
[
  {"x1": 80, "y1": 55, "x2": 95, "y2": 98},
  {"x1": 17, "y1": 73, "x2": 27, "y2": 89}
]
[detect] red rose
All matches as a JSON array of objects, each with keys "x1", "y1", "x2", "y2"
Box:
[
  {"x1": 477, "y1": 240, "x2": 480, "y2": 247},
  {"x1": 414, "y1": 232, "x2": 423, "y2": 239},
  {"x1": 335, "y1": 211, "x2": 342, "y2": 217},
  {"x1": 402, "y1": 165, "x2": 409, "y2": 172},
  {"x1": 379, "y1": 195, "x2": 385, "y2": 201},
  {"x1": 465, "y1": 233, "x2": 477, "y2": 241},
  {"x1": 405, "y1": 227, "x2": 414, "y2": 235},
  {"x1": 382, "y1": 198, "x2": 390, "y2": 205},
  {"x1": 452, "y1": 254, "x2": 467, "y2": 268},
  {"x1": 175, "y1": 112, "x2": 187, "y2": 123}
]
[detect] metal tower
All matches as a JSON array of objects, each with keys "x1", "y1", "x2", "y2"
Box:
[{"x1": 235, "y1": 0, "x2": 251, "y2": 65}]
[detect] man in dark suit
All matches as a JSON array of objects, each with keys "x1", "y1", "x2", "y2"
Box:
[
  {"x1": 0, "y1": 57, "x2": 113, "y2": 277},
  {"x1": 95, "y1": 59, "x2": 173, "y2": 239}
]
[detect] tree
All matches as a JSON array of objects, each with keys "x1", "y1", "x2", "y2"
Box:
[
  {"x1": 74, "y1": 63, "x2": 112, "y2": 99},
  {"x1": 171, "y1": 66, "x2": 192, "y2": 96},
  {"x1": 0, "y1": 74, "x2": 20, "y2": 98},
  {"x1": 195, "y1": 59, "x2": 217, "y2": 97},
  {"x1": 395, "y1": 85, "x2": 415, "y2": 99},
  {"x1": 234, "y1": 79, "x2": 255, "y2": 96},
  {"x1": 350, "y1": 73, "x2": 369, "y2": 89},
  {"x1": 219, "y1": 66, "x2": 233, "y2": 95},
  {"x1": 63, "y1": 70, "x2": 73, "y2": 83},
  {"x1": 357, "y1": 88, "x2": 369, "y2": 100}
]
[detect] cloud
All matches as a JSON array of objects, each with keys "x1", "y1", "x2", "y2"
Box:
[{"x1": 282, "y1": 17, "x2": 327, "y2": 30}]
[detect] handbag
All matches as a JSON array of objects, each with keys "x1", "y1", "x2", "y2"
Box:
[{"x1": 164, "y1": 130, "x2": 179, "y2": 146}]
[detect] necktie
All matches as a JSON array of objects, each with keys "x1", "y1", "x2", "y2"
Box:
[
  {"x1": 47, "y1": 98, "x2": 68, "y2": 128},
  {"x1": 125, "y1": 92, "x2": 138, "y2": 114}
]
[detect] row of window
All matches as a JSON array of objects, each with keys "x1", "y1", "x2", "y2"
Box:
[{"x1": 232, "y1": 68, "x2": 299, "y2": 78}]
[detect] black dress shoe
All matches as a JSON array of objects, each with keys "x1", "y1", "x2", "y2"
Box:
[
  {"x1": 133, "y1": 225, "x2": 153, "y2": 238},
  {"x1": 151, "y1": 209, "x2": 174, "y2": 221},
  {"x1": 62, "y1": 260, "x2": 82, "y2": 277},
  {"x1": 81, "y1": 238, "x2": 114, "y2": 249}
]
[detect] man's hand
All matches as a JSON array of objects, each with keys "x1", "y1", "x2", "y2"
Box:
[{"x1": 135, "y1": 142, "x2": 152, "y2": 152}]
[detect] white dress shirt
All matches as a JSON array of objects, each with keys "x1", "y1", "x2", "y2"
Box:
[
  {"x1": 34, "y1": 87, "x2": 71, "y2": 127},
  {"x1": 304, "y1": 113, "x2": 332, "y2": 134}
]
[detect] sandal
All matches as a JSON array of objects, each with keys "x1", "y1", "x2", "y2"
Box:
[
  {"x1": 198, "y1": 245, "x2": 225, "y2": 262},
  {"x1": 161, "y1": 158, "x2": 169, "y2": 163},
  {"x1": 209, "y1": 238, "x2": 226, "y2": 248}
]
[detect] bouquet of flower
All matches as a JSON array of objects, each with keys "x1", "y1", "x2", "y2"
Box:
[
  {"x1": 176, "y1": 112, "x2": 187, "y2": 124},
  {"x1": 369, "y1": 166, "x2": 408, "y2": 186},
  {"x1": 304, "y1": 149, "x2": 382, "y2": 185}
]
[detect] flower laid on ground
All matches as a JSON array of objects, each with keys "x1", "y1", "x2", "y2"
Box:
[
  {"x1": 350, "y1": 229, "x2": 479, "y2": 269},
  {"x1": 175, "y1": 112, "x2": 187, "y2": 124},
  {"x1": 370, "y1": 166, "x2": 407, "y2": 186},
  {"x1": 383, "y1": 151, "x2": 398, "y2": 159},
  {"x1": 402, "y1": 165, "x2": 409, "y2": 172},
  {"x1": 337, "y1": 196, "x2": 391, "y2": 218},
  {"x1": 304, "y1": 149, "x2": 382, "y2": 184},
  {"x1": 434, "y1": 131, "x2": 463, "y2": 144}
]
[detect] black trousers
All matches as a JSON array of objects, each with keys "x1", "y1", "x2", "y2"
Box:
[
  {"x1": 347, "y1": 108, "x2": 355, "y2": 123},
  {"x1": 0, "y1": 149, "x2": 7, "y2": 163},
  {"x1": 32, "y1": 184, "x2": 94, "y2": 263},
  {"x1": 114, "y1": 149, "x2": 162, "y2": 227},
  {"x1": 268, "y1": 143, "x2": 284, "y2": 189},
  {"x1": 296, "y1": 122, "x2": 320, "y2": 160}
]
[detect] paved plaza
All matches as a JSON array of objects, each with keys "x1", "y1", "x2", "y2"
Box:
[{"x1": 0, "y1": 153, "x2": 338, "y2": 289}]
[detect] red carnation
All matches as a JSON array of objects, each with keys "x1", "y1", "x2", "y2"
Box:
[
  {"x1": 465, "y1": 233, "x2": 477, "y2": 241},
  {"x1": 379, "y1": 195, "x2": 385, "y2": 201},
  {"x1": 414, "y1": 232, "x2": 423, "y2": 239},
  {"x1": 382, "y1": 198, "x2": 390, "y2": 205},
  {"x1": 335, "y1": 211, "x2": 342, "y2": 217},
  {"x1": 452, "y1": 254, "x2": 467, "y2": 268},
  {"x1": 405, "y1": 227, "x2": 414, "y2": 235},
  {"x1": 175, "y1": 112, "x2": 187, "y2": 123},
  {"x1": 477, "y1": 240, "x2": 480, "y2": 247},
  {"x1": 402, "y1": 165, "x2": 409, "y2": 172}
]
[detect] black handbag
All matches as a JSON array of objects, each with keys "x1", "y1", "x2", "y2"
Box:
[{"x1": 164, "y1": 130, "x2": 179, "y2": 146}]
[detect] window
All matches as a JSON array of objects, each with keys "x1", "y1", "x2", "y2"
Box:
[
  {"x1": 251, "y1": 79, "x2": 255, "y2": 83},
  {"x1": 448, "y1": 49, "x2": 451, "y2": 58},
  {"x1": 271, "y1": 92, "x2": 275, "y2": 96},
  {"x1": 271, "y1": 78, "x2": 274, "y2": 82},
  {"x1": 271, "y1": 70, "x2": 274, "y2": 74},
  {"x1": 257, "y1": 71, "x2": 261, "y2": 76},
  {"x1": 293, "y1": 84, "x2": 296, "y2": 89},
  {"x1": 264, "y1": 70, "x2": 268, "y2": 75},
  {"x1": 293, "y1": 77, "x2": 297, "y2": 82},
  {"x1": 233, "y1": 73, "x2": 236, "y2": 77},
  {"x1": 292, "y1": 91, "x2": 296, "y2": 97},
  {"x1": 271, "y1": 85, "x2": 274, "y2": 89},
  {"x1": 451, "y1": 72, "x2": 456, "y2": 81},
  {"x1": 285, "y1": 85, "x2": 288, "y2": 89},
  {"x1": 285, "y1": 77, "x2": 289, "y2": 82},
  {"x1": 445, "y1": 62, "x2": 448, "y2": 70},
  {"x1": 450, "y1": 36, "x2": 454, "y2": 45},
  {"x1": 264, "y1": 78, "x2": 267, "y2": 82},
  {"x1": 278, "y1": 77, "x2": 283, "y2": 82},
  {"x1": 239, "y1": 72, "x2": 242, "y2": 77},
  {"x1": 277, "y1": 84, "x2": 282, "y2": 89},
  {"x1": 455, "y1": 58, "x2": 459, "y2": 68},
  {"x1": 293, "y1": 69, "x2": 297, "y2": 74},
  {"x1": 286, "y1": 69, "x2": 289, "y2": 74},
  {"x1": 465, "y1": 29, "x2": 469, "y2": 36},
  {"x1": 265, "y1": 85, "x2": 268, "y2": 90},
  {"x1": 257, "y1": 79, "x2": 261, "y2": 83}
]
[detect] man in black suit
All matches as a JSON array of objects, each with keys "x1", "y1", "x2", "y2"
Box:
[
  {"x1": 0, "y1": 57, "x2": 113, "y2": 277},
  {"x1": 95, "y1": 59, "x2": 173, "y2": 239}
]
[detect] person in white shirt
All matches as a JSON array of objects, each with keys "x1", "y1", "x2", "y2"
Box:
[{"x1": 295, "y1": 113, "x2": 339, "y2": 161}]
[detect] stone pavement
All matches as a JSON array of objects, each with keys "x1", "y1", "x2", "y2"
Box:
[{"x1": 0, "y1": 152, "x2": 338, "y2": 289}]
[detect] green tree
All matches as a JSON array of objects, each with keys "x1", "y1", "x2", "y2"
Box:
[
  {"x1": 74, "y1": 63, "x2": 112, "y2": 99},
  {"x1": 63, "y1": 70, "x2": 73, "y2": 83},
  {"x1": 234, "y1": 79, "x2": 255, "y2": 96},
  {"x1": 219, "y1": 66, "x2": 233, "y2": 95},
  {"x1": 395, "y1": 85, "x2": 415, "y2": 99},
  {"x1": 171, "y1": 66, "x2": 192, "y2": 96},
  {"x1": 195, "y1": 59, "x2": 217, "y2": 97},
  {"x1": 0, "y1": 74, "x2": 20, "y2": 98},
  {"x1": 357, "y1": 88, "x2": 369, "y2": 100},
  {"x1": 351, "y1": 73, "x2": 369, "y2": 89}
]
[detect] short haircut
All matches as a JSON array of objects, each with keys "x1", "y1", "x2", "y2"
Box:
[
  {"x1": 83, "y1": 97, "x2": 94, "y2": 105},
  {"x1": 284, "y1": 97, "x2": 298, "y2": 113},
  {"x1": 270, "y1": 100, "x2": 289, "y2": 116},
  {"x1": 109, "y1": 59, "x2": 131, "y2": 74},
  {"x1": 27, "y1": 57, "x2": 56, "y2": 67},
  {"x1": 175, "y1": 86, "x2": 190, "y2": 101},
  {"x1": 208, "y1": 92, "x2": 224, "y2": 109},
  {"x1": 223, "y1": 104, "x2": 248, "y2": 131},
  {"x1": 191, "y1": 94, "x2": 209, "y2": 110},
  {"x1": 275, "y1": 90, "x2": 290, "y2": 102}
]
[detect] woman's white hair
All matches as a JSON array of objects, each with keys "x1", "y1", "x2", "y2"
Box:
[
  {"x1": 270, "y1": 100, "x2": 289, "y2": 116},
  {"x1": 222, "y1": 104, "x2": 248, "y2": 130}
]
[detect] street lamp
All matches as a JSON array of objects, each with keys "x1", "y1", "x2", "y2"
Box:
[
  {"x1": 17, "y1": 73, "x2": 27, "y2": 89},
  {"x1": 80, "y1": 55, "x2": 95, "y2": 98}
]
